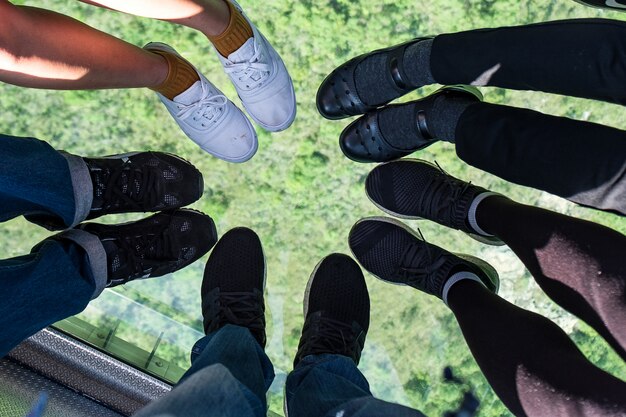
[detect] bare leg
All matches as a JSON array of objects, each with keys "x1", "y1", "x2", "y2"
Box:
[
  {"x1": 79, "y1": 0, "x2": 231, "y2": 37},
  {"x1": 0, "y1": 1, "x2": 168, "y2": 89}
]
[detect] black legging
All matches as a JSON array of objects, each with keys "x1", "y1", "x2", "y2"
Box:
[
  {"x1": 430, "y1": 19, "x2": 626, "y2": 215},
  {"x1": 447, "y1": 195, "x2": 626, "y2": 417}
]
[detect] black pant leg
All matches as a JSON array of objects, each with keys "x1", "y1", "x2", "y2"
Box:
[
  {"x1": 431, "y1": 19, "x2": 626, "y2": 104},
  {"x1": 455, "y1": 102, "x2": 626, "y2": 215},
  {"x1": 448, "y1": 281, "x2": 626, "y2": 417},
  {"x1": 477, "y1": 196, "x2": 626, "y2": 361}
]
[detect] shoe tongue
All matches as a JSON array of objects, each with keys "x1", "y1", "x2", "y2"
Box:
[
  {"x1": 173, "y1": 80, "x2": 204, "y2": 105},
  {"x1": 227, "y1": 37, "x2": 255, "y2": 64}
]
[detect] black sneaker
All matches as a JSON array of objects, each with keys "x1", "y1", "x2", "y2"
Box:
[
  {"x1": 85, "y1": 152, "x2": 204, "y2": 219},
  {"x1": 572, "y1": 0, "x2": 626, "y2": 10},
  {"x1": 80, "y1": 209, "x2": 217, "y2": 287},
  {"x1": 201, "y1": 228, "x2": 266, "y2": 347},
  {"x1": 366, "y1": 159, "x2": 503, "y2": 245},
  {"x1": 316, "y1": 37, "x2": 431, "y2": 120},
  {"x1": 339, "y1": 86, "x2": 482, "y2": 163},
  {"x1": 349, "y1": 217, "x2": 499, "y2": 301},
  {"x1": 293, "y1": 254, "x2": 370, "y2": 368}
]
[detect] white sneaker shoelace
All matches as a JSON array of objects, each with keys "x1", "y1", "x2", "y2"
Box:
[
  {"x1": 223, "y1": 38, "x2": 271, "y2": 91},
  {"x1": 175, "y1": 82, "x2": 228, "y2": 127}
]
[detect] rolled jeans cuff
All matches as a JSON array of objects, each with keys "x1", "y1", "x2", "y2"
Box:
[
  {"x1": 57, "y1": 229, "x2": 108, "y2": 299},
  {"x1": 60, "y1": 151, "x2": 93, "y2": 228}
]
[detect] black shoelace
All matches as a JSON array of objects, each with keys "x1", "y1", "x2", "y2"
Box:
[
  {"x1": 298, "y1": 315, "x2": 361, "y2": 361},
  {"x1": 98, "y1": 162, "x2": 160, "y2": 211},
  {"x1": 396, "y1": 229, "x2": 446, "y2": 294},
  {"x1": 110, "y1": 228, "x2": 179, "y2": 283},
  {"x1": 206, "y1": 292, "x2": 265, "y2": 343},
  {"x1": 415, "y1": 162, "x2": 470, "y2": 225}
]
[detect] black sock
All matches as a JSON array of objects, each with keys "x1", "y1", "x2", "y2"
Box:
[
  {"x1": 430, "y1": 95, "x2": 476, "y2": 143},
  {"x1": 354, "y1": 39, "x2": 435, "y2": 106},
  {"x1": 377, "y1": 94, "x2": 476, "y2": 148},
  {"x1": 404, "y1": 38, "x2": 435, "y2": 87}
]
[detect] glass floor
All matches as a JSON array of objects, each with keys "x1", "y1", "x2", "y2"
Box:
[{"x1": 2, "y1": 1, "x2": 626, "y2": 415}]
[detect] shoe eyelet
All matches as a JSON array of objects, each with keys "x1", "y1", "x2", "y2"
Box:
[
  {"x1": 345, "y1": 90, "x2": 350, "y2": 95},
  {"x1": 366, "y1": 124, "x2": 370, "y2": 130}
]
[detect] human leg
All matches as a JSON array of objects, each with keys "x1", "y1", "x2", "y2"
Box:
[
  {"x1": 317, "y1": 18, "x2": 626, "y2": 119},
  {"x1": 0, "y1": 133, "x2": 205, "y2": 229},
  {"x1": 286, "y1": 254, "x2": 426, "y2": 417},
  {"x1": 133, "y1": 325, "x2": 273, "y2": 417},
  {"x1": 0, "y1": 2, "x2": 259, "y2": 160},
  {"x1": 79, "y1": 0, "x2": 231, "y2": 37},
  {"x1": 1, "y1": 209, "x2": 216, "y2": 357},
  {"x1": 0, "y1": 1, "x2": 167, "y2": 89},
  {"x1": 0, "y1": 232, "x2": 106, "y2": 357},
  {"x1": 431, "y1": 19, "x2": 626, "y2": 104},
  {"x1": 0, "y1": 133, "x2": 92, "y2": 229},
  {"x1": 455, "y1": 102, "x2": 626, "y2": 215},
  {"x1": 448, "y1": 280, "x2": 626, "y2": 417},
  {"x1": 80, "y1": 0, "x2": 297, "y2": 131},
  {"x1": 345, "y1": 97, "x2": 626, "y2": 213},
  {"x1": 475, "y1": 194, "x2": 626, "y2": 360},
  {"x1": 365, "y1": 159, "x2": 626, "y2": 359},
  {"x1": 135, "y1": 228, "x2": 274, "y2": 417},
  {"x1": 349, "y1": 218, "x2": 626, "y2": 417}
]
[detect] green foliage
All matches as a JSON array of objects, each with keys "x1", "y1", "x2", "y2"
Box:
[{"x1": 1, "y1": 1, "x2": 625, "y2": 416}]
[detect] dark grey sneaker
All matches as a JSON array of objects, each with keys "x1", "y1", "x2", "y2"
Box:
[
  {"x1": 201, "y1": 227, "x2": 266, "y2": 347},
  {"x1": 293, "y1": 254, "x2": 370, "y2": 368},
  {"x1": 80, "y1": 209, "x2": 217, "y2": 287},
  {"x1": 85, "y1": 152, "x2": 204, "y2": 219},
  {"x1": 366, "y1": 159, "x2": 503, "y2": 245},
  {"x1": 349, "y1": 217, "x2": 499, "y2": 300}
]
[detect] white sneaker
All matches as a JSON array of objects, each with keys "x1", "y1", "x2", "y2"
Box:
[
  {"x1": 146, "y1": 42, "x2": 258, "y2": 163},
  {"x1": 215, "y1": 1, "x2": 297, "y2": 132}
]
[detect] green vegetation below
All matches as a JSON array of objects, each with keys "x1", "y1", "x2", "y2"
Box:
[{"x1": 1, "y1": 1, "x2": 625, "y2": 416}]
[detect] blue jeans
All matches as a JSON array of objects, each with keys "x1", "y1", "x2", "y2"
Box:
[
  {"x1": 0, "y1": 134, "x2": 107, "y2": 357},
  {"x1": 135, "y1": 325, "x2": 426, "y2": 417}
]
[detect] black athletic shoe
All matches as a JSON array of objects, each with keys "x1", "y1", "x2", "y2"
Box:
[
  {"x1": 85, "y1": 152, "x2": 204, "y2": 219},
  {"x1": 339, "y1": 86, "x2": 482, "y2": 163},
  {"x1": 349, "y1": 217, "x2": 499, "y2": 300},
  {"x1": 80, "y1": 209, "x2": 217, "y2": 287},
  {"x1": 317, "y1": 38, "x2": 431, "y2": 120},
  {"x1": 572, "y1": 0, "x2": 626, "y2": 10},
  {"x1": 366, "y1": 159, "x2": 503, "y2": 245},
  {"x1": 201, "y1": 228, "x2": 266, "y2": 347},
  {"x1": 293, "y1": 254, "x2": 370, "y2": 368}
]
